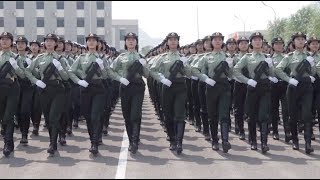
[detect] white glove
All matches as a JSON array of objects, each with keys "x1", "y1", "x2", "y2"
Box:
[
  {"x1": 226, "y1": 58, "x2": 234, "y2": 68},
  {"x1": 36, "y1": 80, "x2": 46, "y2": 89},
  {"x1": 247, "y1": 79, "x2": 257, "y2": 88},
  {"x1": 205, "y1": 78, "x2": 216, "y2": 87},
  {"x1": 288, "y1": 78, "x2": 299, "y2": 86},
  {"x1": 158, "y1": 73, "x2": 165, "y2": 80},
  {"x1": 268, "y1": 76, "x2": 278, "y2": 83},
  {"x1": 52, "y1": 59, "x2": 63, "y2": 71},
  {"x1": 139, "y1": 58, "x2": 146, "y2": 66},
  {"x1": 265, "y1": 58, "x2": 273, "y2": 68},
  {"x1": 25, "y1": 58, "x2": 32, "y2": 66},
  {"x1": 77, "y1": 80, "x2": 89, "y2": 88},
  {"x1": 96, "y1": 58, "x2": 104, "y2": 70},
  {"x1": 9, "y1": 58, "x2": 19, "y2": 70},
  {"x1": 191, "y1": 76, "x2": 199, "y2": 80},
  {"x1": 120, "y1": 77, "x2": 130, "y2": 86},
  {"x1": 180, "y1": 57, "x2": 188, "y2": 66},
  {"x1": 202, "y1": 74, "x2": 209, "y2": 79},
  {"x1": 161, "y1": 78, "x2": 172, "y2": 87},
  {"x1": 310, "y1": 76, "x2": 316, "y2": 83},
  {"x1": 234, "y1": 77, "x2": 241, "y2": 83},
  {"x1": 306, "y1": 56, "x2": 315, "y2": 67}
]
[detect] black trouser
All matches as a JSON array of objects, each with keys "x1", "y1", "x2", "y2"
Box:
[
  {"x1": 245, "y1": 79, "x2": 271, "y2": 144},
  {"x1": 186, "y1": 78, "x2": 194, "y2": 122},
  {"x1": 103, "y1": 79, "x2": 112, "y2": 129},
  {"x1": 120, "y1": 81, "x2": 145, "y2": 144},
  {"x1": 59, "y1": 81, "x2": 72, "y2": 138},
  {"x1": 198, "y1": 81, "x2": 209, "y2": 135},
  {"x1": 287, "y1": 78, "x2": 313, "y2": 143},
  {"x1": 70, "y1": 83, "x2": 81, "y2": 125},
  {"x1": 206, "y1": 79, "x2": 231, "y2": 143},
  {"x1": 17, "y1": 83, "x2": 34, "y2": 136},
  {"x1": 39, "y1": 82, "x2": 65, "y2": 146},
  {"x1": 233, "y1": 81, "x2": 247, "y2": 134},
  {"x1": 157, "y1": 81, "x2": 165, "y2": 126},
  {"x1": 271, "y1": 81, "x2": 289, "y2": 134},
  {"x1": 0, "y1": 80, "x2": 20, "y2": 147},
  {"x1": 312, "y1": 76, "x2": 320, "y2": 131},
  {"x1": 31, "y1": 86, "x2": 42, "y2": 130},
  {"x1": 111, "y1": 80, "x2": 120, "y2": 109},
  {"x1": 81, "y1": 82, "x2": 106, "y2": 145},
  {"x1": 162, "y1": 81, "x2": 187, "y2": 143},
  {"x1": 191, "y1": 79, "x2": 201, "y2": 128}
]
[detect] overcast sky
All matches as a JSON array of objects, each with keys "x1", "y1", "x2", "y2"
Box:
[{"x1": 112, "y1": 1, "x2": 312, "y2": 45}]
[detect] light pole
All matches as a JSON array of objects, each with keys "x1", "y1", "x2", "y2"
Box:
[
  {"x1": 261, "y1": 1, "x2": 277, "y2": 37},
  {"x1": 196, "y1": 4, "x2": 200, "y2": 39},
  {"x1": 234, "y1": 14, "x2": 246, "y2": 37}
]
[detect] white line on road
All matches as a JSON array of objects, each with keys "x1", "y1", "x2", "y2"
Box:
[{"x1": 115, "y1": 130, "x2": 129, "y2": 179}]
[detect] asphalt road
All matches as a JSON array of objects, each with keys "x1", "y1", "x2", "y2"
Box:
[{"x1": 1, "y1": 89, "x2": 320, "y2": 179}]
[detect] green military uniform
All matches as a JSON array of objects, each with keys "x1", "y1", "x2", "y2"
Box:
[
  {"x1": 69, "y1": 33, "x2": 121, "y2": 155},
  {"x1": 233, "y1": 32, "x2": 276, "y2": 153},
  {"x1": 25, "y1": 33, "x2": 69, "y2": 155},
  {"x1": 276, "y1": 32, "x2": 316, "y2": 154},
  {"x1": 112, "y1": 32, "x2": 149, "y2": 154},
  {"x1": 0, "y1": 32, "x2": 25, "y2": 156},
  {"x1": 186, "y1": 43, "x2": 196, "y2": 126}
]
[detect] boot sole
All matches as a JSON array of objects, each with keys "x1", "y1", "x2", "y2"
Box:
[{"x1": 222, "y1": 143, "x2": 231, "y2": 153}]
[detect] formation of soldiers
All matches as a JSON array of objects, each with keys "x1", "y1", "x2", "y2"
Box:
[{"x1": 0, "y1": 29, "x2": 319, "y2": 158}]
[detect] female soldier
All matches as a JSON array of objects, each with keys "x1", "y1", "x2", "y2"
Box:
[
  {"x1": 233, "y1": 37, "x2": 249, "y2": 140},
  {"x1": 15, "y1": 36, "x2": 33, "y2": 145},
  {"x1": 69, "y1": 33, "x2": 122, "y2": 155},
  {"x1": 112, "y1": 32, "x2": 149, "y2": 154},
  {"x1": 29, "y1": 40, "x2": 42, "y2": 136},
  {"x1": 186, "y1": 43, "x2": 196, "y2": 126},
  {"x1": 276, "y1": 32, "x2": 316, "y2": 154},
  {"x1": 150, "y1": 32, "x2": 195, "y2": 155},
  {"x1": 234, "y1": 32, "x2": 278, "y2": 154},
  {"x1": 0, "y1": 32, "x2": 25, "y2": 157},
  {"x1": 193, "y1": 32, "x2": 234, "y2": 153},
  {"x1": 26, "y1": 33, "x2": 69, "y2": 155}
]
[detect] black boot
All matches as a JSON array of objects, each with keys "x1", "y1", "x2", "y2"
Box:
[
  {"x1": 249, "y1": 120, "x2": 257, "y2": 150},
  {"x1": 304, "y1": 123, "x2": 314, "y2": 154},
  {"x1": 66, "y1": 126, "x2": 72, "y2": 135},
  {"x1": 32, "y1": 124, "x2": 39, "y2": 136},
  {"x1": 201, "y1": 112, "x2": 210, "y2": 141},
  {"x1": 3, "y1": 125, "x2": 14, "y2": 157},
  {"x1": 3, "y1": 142, "x2": 12, "y2": 157},
  {"x1": 89, "y1": 143, "x2": 99, "y2": 155},
  {"x1": 261, "y1": 123, "x2": 269, "y2": 154},
  {"x1": 58, "y1": 133, "x2": 66, "y2": 146},
  {"x1": 168, "y1": 121, "x2": 176, "y2": 151},
  {"x1": 20, "y1": 134, "x2": 28, "y2": 145},
  {"x1": 291, "y1": 120, "x2": 299, "y2": 150},
  {"x1": 176, "y1": 121, "x2": 185, "y2": 155},
  {"x1": 47, "y1": 128, "x2": 58, "y2": 155},
  {"x1": 210, "y1": 121, "x2": 219, "y2": 151},
  {"x1": 73, "y1": 119, "x2": 78, "y2": 128},
  {"x1": 221, "y1": 122, "x2": 231, "y2": 153},
  {"x1": 131, "y1": 123, "x2": 140, "y2": 154}
]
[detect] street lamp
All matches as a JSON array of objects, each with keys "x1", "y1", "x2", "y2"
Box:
[
  {"x1": 261, "y1": 1, "x2": 277, "y2": 37},
  {"x1": 234, "y1": 14, "x2": 246, "y2": 37}
]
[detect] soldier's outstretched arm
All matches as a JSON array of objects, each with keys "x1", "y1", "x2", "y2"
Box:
[{"x1": 275, "y1": 56, "x2": 290, "y2": 82}]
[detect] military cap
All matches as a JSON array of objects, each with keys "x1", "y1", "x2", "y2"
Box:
[
  {"x1": 271, "y1": 37, "x2": 284, "y2": 45},
  {"x1": 40, "y1": 42, "x2": 44, "y2": 46},
  {"x1": 44, "y1": 33, "x2": 58, "y2": 42},
  {"x1": 226, "y1": 38, "x2": 237, "y2": 45},
  {"x1": 85, "y1": 33, "x2": 99, "y2": 42},
  {"x1": 195, "y1": 39, "x2": 203, "y2": 45},
  {"x1": 165, "y1": 32, "x2": 180, "y2": 41},
  {"x1": 291, "y1": 32, "x2": 306, "y2": 41},
  {"x1": 57, "y1": 36, "x2": 65, "y2": 43},
  {"x1": 211, "y1": 32, "x2": 224, "y2": 40},
  {"x1": 29, "y1": 40, "x2": 41, "y2": 47},
  {"x1": 0, "y1": 32, "x2": 13, "y2": 41},
  {"x1": 236, "y1": 36, "x2": 249, "y2": 44},
  {"x1": 307, "y1": 35, "x2": 320, "y2": 44},
  {"x1": 124, "y1": 32, "x2": 138, "y2": 41},
  {"x1": 64, "y1": 40, "x2": 73, "y2": 45},
  {"x1": 13, "y1": 42, "x2": 16, "y2": 46},
  {"x1": 202, "y1": 35, "x2": 212, "y2": 42},
  {"x1": 249, "y1": 32, "x2": 264, "y2": 42},
  {"x1": 16, "y1": 36, "x2": 28, "y2": 44}
]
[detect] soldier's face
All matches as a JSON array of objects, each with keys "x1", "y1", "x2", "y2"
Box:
[
  {"x1": 30, "y1": 44, "x2": 40, "y2": 53},
  {"x1": 190, "y1": 47, "x2": 197, "y2": 54},
  {"x1": 45, "y1": 39, "x2": 56, "y2": 50},
  {"x1": 238, "y1": 41, "x2": 248, "y2": 52},
  {"x1": 86, "y1": 38, "x2": 98, "y2": 50},
  {"x1": 72, "y1": 46, "x2": 78, "y2": 53},
  {"x1": 227, "y1": 42, "x2": 236, "y2": 51},
  {"x1": 16, "y1": 41, "x2": 26, "y2": 51},
  {"x1": 204, "y1": 40, "x2": 212, "y2": 50},
  {"x1": 56, "y1": 42, "x2": 64, "y2": 51},
  {"x1": 196, "y1": 44, "x2": 204, "y2": 52},
  {"x1": 294, "y1": 37, "x2": 305, "y2": 49},
  {"x1": 273, "y1": 42, "x2": 284, "y2": 52},
  {"x1": 0, "y1": 37, "x2": 12, "y2": 49},
  {"x1": 65, "y1": 44, "x2": 72, "y2": 52},
  {"x1": 309, "y1": 41, "x2": 320, "y2": 52},
  {"x1": 183, "y1": 48, "x2": 189, "y2": 54},
  {"x1": 125, "y1": 37, "x2": 137, "y2": 50},
  {"x1": 212, "y1": 37, "x2": 223, "y2": 50},
  {"x1": 251, "y1": 37, "x2": 263, "y2": 49},
  {"x1": 167, "y1": 37, "x2": 179, "y2": 50}
]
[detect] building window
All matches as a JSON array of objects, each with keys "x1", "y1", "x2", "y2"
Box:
[
  {"x1": 16, "y1": 17, "x2": 24, "y2": 27},
  {"x1": 76, "y1": 1, "x2": 84, "y2": 9},
  {"x1": 77, "y1": 35, "x2": 85, "y2": 44},
  {"x1": 97, "y1": 18, "x2": 104, "y2": 27},
  {"x1": 77, "y1": 18, "x2": 84, "y2": 27},
  {"x1": 37, "y1": 17, "x2": 44, "y2": 27},
  {"x1": 56, "y1": 1, "x2": 64, "y2": 9},
  {"x1": 0, "y1": 1, "x2": 4, "y2": 9},
  {"x1": 36, "y1": 1, "x2": 44, "y2": 9},
  {"x1": 37, "y1": 35, "x2": 43, "y2": 42},
  {"x1": 96, "y1": 1, "x2": 104, "y2": 10},
  {"x1": 120, "y1": 29, "x2": 126, "y2": 41},
  {"x1": 16, "y1": 1, "x2": 24, "y2": 9},
  {"x1": 57, "y1": 18, "x2": 64, "y2": 27},
  {"x1": 0, "y1": 17, "x2": 3, "y2": 27}
]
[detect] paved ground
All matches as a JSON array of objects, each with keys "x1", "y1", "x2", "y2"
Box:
[{"x1": 1, "y1": 87, "x2": 320, "y2": 179}]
